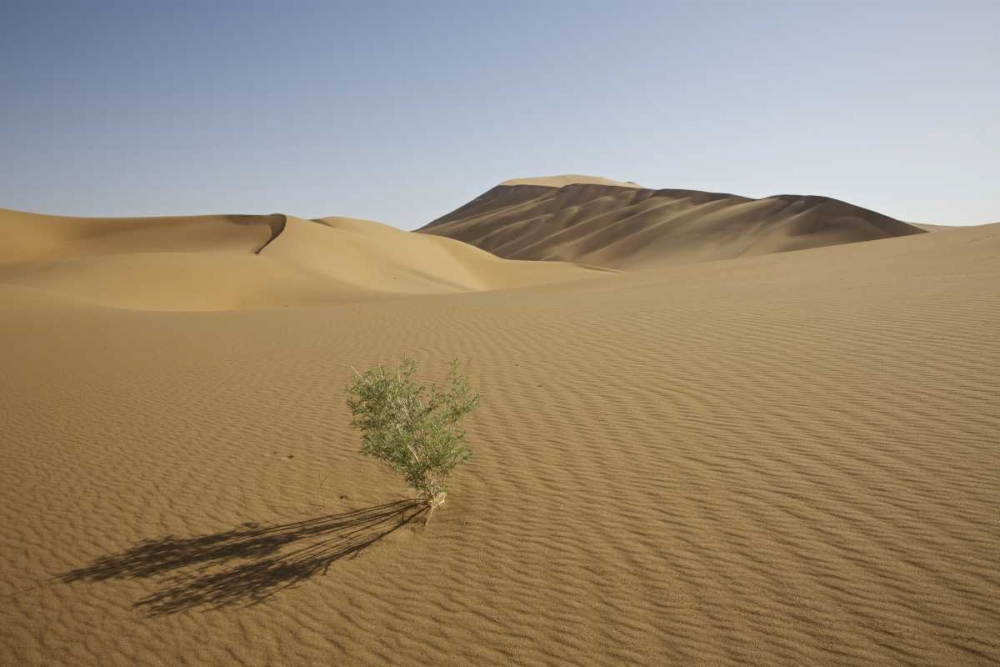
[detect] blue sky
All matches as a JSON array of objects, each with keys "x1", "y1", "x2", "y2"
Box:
[{"x1": 1, "y1": 0, "x2": 997, "y2": 229}]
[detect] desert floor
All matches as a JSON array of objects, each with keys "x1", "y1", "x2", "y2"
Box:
[{"x1": 1, "y1": 215, "x2": 998, "y2": 666}]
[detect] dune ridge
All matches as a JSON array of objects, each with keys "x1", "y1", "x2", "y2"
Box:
[
  {"x1": 0, "y1": 208, "x2": 597, "y2": 310},
  {"x1": 419, "y1": 178, "x2": 926, "y2": 269},
  {"x1": 499, "y1": 174, "x2": 643, "y2": 188}
]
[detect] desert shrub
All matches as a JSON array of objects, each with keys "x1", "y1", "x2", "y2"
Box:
[{"x1": 346, "y1": 357, "x2": 479, "y2": 516}]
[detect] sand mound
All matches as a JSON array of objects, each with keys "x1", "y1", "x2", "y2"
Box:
[
  {"x1": 0, "y1": 208, "x2": 596, "y2": 310},
  {"x1": 294, "y1": 215, "x2": 608, "y2": 292},
  {"x1": 419, "y1": 180, "x2": 926, "y2": 269},
  {"x1": 1, "y1": 221, "x2": 997, "y2": 666}
]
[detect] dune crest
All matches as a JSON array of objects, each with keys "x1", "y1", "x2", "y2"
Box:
[
  {"x1": 499, "y1": 174, "x2": 643, "y2": 188},
  {"x1": 419, "y1": 179, "x2": 925, "y2": 269}
]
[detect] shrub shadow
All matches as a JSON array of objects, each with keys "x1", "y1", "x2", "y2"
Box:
[{"x1": 60, "y1": 499, "x2": 426, "y2": 615}]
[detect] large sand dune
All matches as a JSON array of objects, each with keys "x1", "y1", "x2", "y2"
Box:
[
  {"x1": 0, "y1": 208, "x2": 597, "y2": 310},
  {"x1": 419, "y1": 176, "x2": 926, "y2": 269},
  {"x1": 1, "y1": 206, "x2": 997, "y2": 665}
]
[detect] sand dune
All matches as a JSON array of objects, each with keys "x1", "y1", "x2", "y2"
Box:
[
  {"x1": 419, "y1": 177, "x2": 926, "y2": 269},
  {"x1": 1, "y1": 211, "x2": 997, "y2": 666},
  {"x1": 0, "y1": 208, "x2": 284, "y2": 263},
  {"x1": 0, "y1": 208, "x2": 597, "y2": 310}
]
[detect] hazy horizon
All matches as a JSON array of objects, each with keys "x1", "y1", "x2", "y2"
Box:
[{"x1": 2, "y1": 0, "x2": 997, "y2": 229}]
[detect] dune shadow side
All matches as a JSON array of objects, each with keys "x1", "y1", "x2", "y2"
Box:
[{"x1": 60, "y1": 499, "x2": 426, "y2": 615}]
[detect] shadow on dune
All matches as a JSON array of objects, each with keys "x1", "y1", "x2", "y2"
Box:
[{"x1": 60, "y1": 499, "x2": 426, "y2": 615}]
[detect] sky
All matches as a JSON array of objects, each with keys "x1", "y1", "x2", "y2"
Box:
[{"x1": 1, "y1": 1, "x2": 997, "y2": 230}]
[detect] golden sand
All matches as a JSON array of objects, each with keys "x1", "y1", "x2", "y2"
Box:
[{"x1": 1, "y1": 201, "x2": 997, "y2": 666}]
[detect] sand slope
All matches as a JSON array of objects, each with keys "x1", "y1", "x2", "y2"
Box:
[
  {"x1": 0, "y1": 208, "x2": 597, "y2": 310},
  {"x1": 1, "y1": 217, "x2": 997, "y2": 666},
  {"x1": 419, "y1": 177, "x2": 926, "y2": 269}
]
